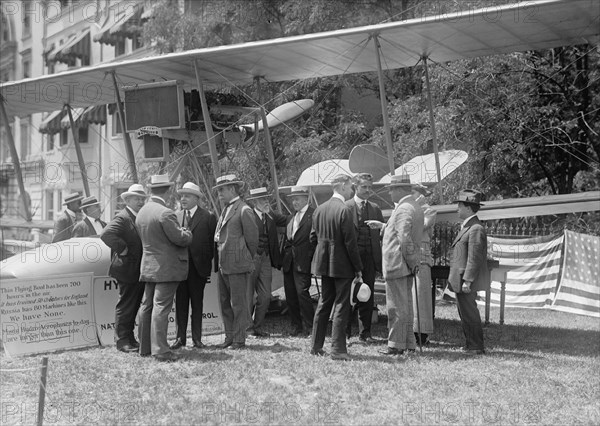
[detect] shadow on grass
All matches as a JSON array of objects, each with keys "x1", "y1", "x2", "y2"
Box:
[
  {"x1": 429, "y1": 317, "x2": 600, "y2": 357},
  {"x1": 178, "y1": 350, "x2": 234, "y2": 362},
  {"x1": 244, "y1": 342, "x2": 302, "y2": 353}
]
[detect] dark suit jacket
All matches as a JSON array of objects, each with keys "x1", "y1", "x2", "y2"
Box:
[
  {"x1": 52, "y1": 211, "x2": 75, "y2": 243},
  {"x1": 72, "y1": 217, "x2": 107, "y2": 238},
  {"x1": 448, "y1": 216, "x2": 490, "y2": 293},
  {"x1": 310, "y1": 196, "x2": 363, "y2": 278},
  {"x1": 254, "y1": 210, "x2": 286, "y2": 269},
  {"x1": 279, "y1": 206, "x2": 315, "y2": 274},
  {"x1": 215, "y1": 198, "x2": 259, "y2": 274},
  {"x1": 177, "y1": 207, "x2": 217, "y2": 278},
  {"x1": 100, "y1": 208, "x2": 143, "y2": 284},
  {"x1": 346, "y1": 198, "x2": 384, "y2": 272},
  {"x1": 135, "y1": 197, "x2": 193, "y2": 283}
]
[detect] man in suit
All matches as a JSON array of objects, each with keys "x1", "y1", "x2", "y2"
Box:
[
  {"x1": 448, "y1": 189, "x2": 489, "y2": 355},
  {"x1": 245, "y1": 187, "x2": 285, "y2": 338},
  {"x1": 52, "y1": 192, "x2": 83, "y2": 242},
  {"x1": 213, "y1": 174, "x2": 259, "y2": 350},
  {"x1": 379, "y1": 174, "x2": 423, "y2": 355},
  {"x1": 310, "y1": 174, "x2": 363, "y2": 361},
  {"x1": 279, "y1": 186, "x2": 315, "y2": 336},
  {"x1": 100, "y1": 184, "x2": 148, "y2": 353},
  {"x1": 345, "y1": 173, "x2": 384, "y2": 344},
  {"x1": 170, "y1": 182, "x2": 217, "y2": 350},
  {"x1": 136, "y1": 174, "x2": 193, "y2": 362},
  {"x1": 72, "y1": 196, "x2": 107, "y2": 237},
  {"x1": 412, "y1": 184, "x2": 437, "y2": 346}
]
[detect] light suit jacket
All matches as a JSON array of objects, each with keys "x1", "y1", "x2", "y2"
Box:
[
  {"x1": 214, "y1": 198, "x2": 259, "y2": 275},
  {"x1": 382, "y1": 196, "x2": 424, "y2": 280},
  {"x1": 135, "y1": 197, "x2": 193, "y2": 283},
  {"x1": 448, "y1": 216, "x2": 490, "y2": 293}
]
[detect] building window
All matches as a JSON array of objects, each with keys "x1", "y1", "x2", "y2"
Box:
[
  {"x1": 45, "y1": 190, "x2": 55, "y2": 221},
  {"x1": 22, "y1": 15, "x2": 31, "y2": 39},
  {"x1": 60, "y1": 128, "x2": 69, "y2": 146},
  {"x1": 21, "y1": 49, "x2": 31, "y2": 79},
  {"x1": 47, "y1": 134, "x2": 55, "y2": 151},
  {"x1": 78, "y1": 127, "x2": 88, "y2": 143},
  {"x1": 20, "y1": 118, "x2": 30, "y2": 160},
  {"x1": 132, "y1": 34, "x2": 144, "y2": 51},
  {"x1": 115, "y1": 38, "x2": 126, "y2": 56}
]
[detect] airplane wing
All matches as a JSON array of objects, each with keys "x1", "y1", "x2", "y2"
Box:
[{"x1": 1, "y1": 0, "x2": 598, "y2": 118}]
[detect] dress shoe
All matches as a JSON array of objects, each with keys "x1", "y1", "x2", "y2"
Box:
[
  {"x1": 139, "y1": 352, "x2": 151, "y2": 358},
  {"x1": 117, "y1": 344, "x2": 138, "y2": 353},
  {"x1": 463, "y1": 348, "x2": 486, "y2": 355},
  {"x1": 130, "y1": 340, "x2": 140, "y2": 349},
  {"x1": 169, "y1": 339, "x2": 185, "y2": 350},
  {"x1": 359, "y1": 336, "x2": 378, "y2": 345},
  {"x1": 252, "y1": 330, "x2": 270, "y2": 338},
  {"x1": 310, "y1": 349, "x2": 327, "y2": 356},
  {"x1": 193, "y1": 341, "x2": 205, "y2": 349},
  {"x1": 153, "y1": 352, "x2": 178, "y2": 362},
  {"x1": 228, "y1": 342, "x2": 246, "y2": 350},
  {"x1": 217, "y1": 341, "x2": 233, "y2": 349},
  {"x1": 331, "y1": 353, "x2": 351, "y2": 361},
  {"x1": 379, "y1": 347, "x2": 404, "y2": 355}
]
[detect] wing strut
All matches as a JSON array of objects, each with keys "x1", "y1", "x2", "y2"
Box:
[
  {"x1": 0, "y1": 97, "x2": 32, "y2": 221},
  {"x1": 422, "y1": 56, "x2": 443, "y2": 202},
  {"x1": 194, "y1": 60, "x2": 221, "y2": 181},
  {"x1": 110, "y1": 71, "x2": 138, "y2": 183},
  {"x1": 373, "y1": 34, "x2": 395, "y2": 175},
  {"x1": 66, "y1": 104, "x2": 91, "y2": 196}
]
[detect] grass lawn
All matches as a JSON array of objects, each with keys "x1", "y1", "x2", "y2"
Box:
[{"x1": 1, "y1": 299, "x2": 599, "y2": 425}]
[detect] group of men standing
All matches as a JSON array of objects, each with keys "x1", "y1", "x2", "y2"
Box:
[{"x1": 53, "y1": 168, "x2": 489, "y2": 362}]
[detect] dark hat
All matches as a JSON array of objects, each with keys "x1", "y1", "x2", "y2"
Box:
[
  {"x1": 385, "y1": 173, "x2": 413, "y2": 188},
  {"x1": 453, "y1": 189, "x2": 484, "y2": 206},
  {"x1": 62, "y1": 192, "x2": 84, "y2": 205},
  {"x1": 80, "y1": 196, "x2": 101, "y2": 209},
  {"x1": 246, "y1": 187, "x2": 270, "y2": 200},
  {"x1": 413, "y1": 183, "x2": 432, "y2": 197},
  {"x1": 147, "y1": 174, "x2": 174, "y2": 188},
  {"x1": 287, "y1": 185, "x2": 310, "y2": 197},
  {"x1": 212, "y1": 174, "x2": 244, "y2": 190}
]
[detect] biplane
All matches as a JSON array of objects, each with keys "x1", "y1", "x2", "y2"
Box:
[{"x1": 0, "y1": 0, "x2": 598, "y2": 220}]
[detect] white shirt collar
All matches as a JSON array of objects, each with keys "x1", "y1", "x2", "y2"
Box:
[
  {"x1": 332, "y1": 193, "x2": 346, "y2": 202},
  {"x1": 254, "y1": 208, "x2": 263, "y2": 219},
  {"x1": 66, "y1": 208, "x2": 76, "y2": 218},
  {"x1": 185, "y1": 205, "x2": 198, "y2": 217},
  {"x1": 297, "y1": 204, "x2": 309, "y2": 215},
  {"x1": 354, "y1": 195, "x2": 367, "y2": 205},
  {"x1": 398, "y1": 194, "x2": 413, "y2": 204},
  {"x1": 229, "y1": 196, "x2": 240, "y2": 205},
  {"x1": 152, "y1": 195, "x2": 166, "y2": 204},
  {"x1": 462, "y1": 214, "x2": 477, "y2": 228},
  {"x1": 125, "y1": 206, "x2": 137, "y2": 217}
]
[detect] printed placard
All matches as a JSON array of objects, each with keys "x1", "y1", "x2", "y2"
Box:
[{"x1": 0, "y1": 273, "x2": 97, "y2": 356}]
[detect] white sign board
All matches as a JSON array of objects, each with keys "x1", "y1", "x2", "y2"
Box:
[{"x1": 0, "y1": 273, "x2": 98, "y2": 356}]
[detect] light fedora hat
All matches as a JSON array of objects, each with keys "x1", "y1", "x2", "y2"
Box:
[
  {"x1": 287, "y1": 185, "x2": 310, "y2": 197},
  {"x1": 246, "y1": 187, "x2": 270, "y2": 200},
  {"x1": 178, "y1": 182, "x2": 201, "y2": 198},
  {"x1": 147, "y1": 174, "x2": 174, "y2": 188},
  {"x1": 212, "y1": 174, "x2": 244, "y2": 190},
  {"x1": 453, "y1": 189, "x2": 485, "y2": 206},
  {"x1": 62, "y1": 192, "x2": 84, "y2": 205},
  {"x1": 351, "y1": 278, "x2": 372, "y2": 306},
  {"x1": 121, "y1": 184, "x2": 149, "y2": 199},
  {"x1": 385, "y1": 173, "x2": 413, "y2": 188},
  {"x1": 80, "y1": 195, "x2": 101, "y2": 209}
]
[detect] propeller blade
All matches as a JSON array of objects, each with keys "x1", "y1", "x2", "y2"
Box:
[{"x1": 241, "y1": 99, "x2": 314, "y2": 134}]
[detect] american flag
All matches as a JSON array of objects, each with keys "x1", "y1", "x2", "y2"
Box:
[{"x1": 552, "y1": 230, "x2": 600, "y2": 317}]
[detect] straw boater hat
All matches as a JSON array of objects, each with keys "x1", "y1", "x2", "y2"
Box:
[
  {"x1": 147, "y1": 174, "x2": 174, "y2": 188},
  {"x1": 80, "y1": 196, "x2": 101, "y2": 210},
  {"x1": 120, "y1": 184, "x2": 149, "y2": 199},
  {"x1": 62, "y1": 192, "x2": 84, "y2": 205},
  {"x1": 351, "y1": 278, "x2": 372, "y2": 307},
  {"x1": 212, "y1": 174, "x2": 244, "y2": 190},
  {"x1": 385, "y1": 173, "x2": 413, "y2": 188},
  {"x1": 246, "y1": 187, "x2": 270, "y2": 200},
  {"x1": 453, "y1": 189, "x2": 484, "y2": 206},
  {"x1": 287, "y1": 186, "x2": 310, "y2": 197},
  {"x1": 177, "y1": 182, "x2": 201, "y2": 198},
  {"x1": 413, "y1": 183, "x2": 432, "y2": 197}
]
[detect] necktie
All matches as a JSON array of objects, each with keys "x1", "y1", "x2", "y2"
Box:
[
  {"x1": 214, "y1": 205, "x2": 228, "y2": 242},
  {"x1": 186, "y1": 210, "x2": 192, "y2": 227},
  {"x1": 360, "y1": 201, "x2": 367, "y2": 223}
]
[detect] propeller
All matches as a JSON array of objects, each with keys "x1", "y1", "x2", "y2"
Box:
[{"x1": 240, "y1": 99, "x2": 314, "y2": 135}]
